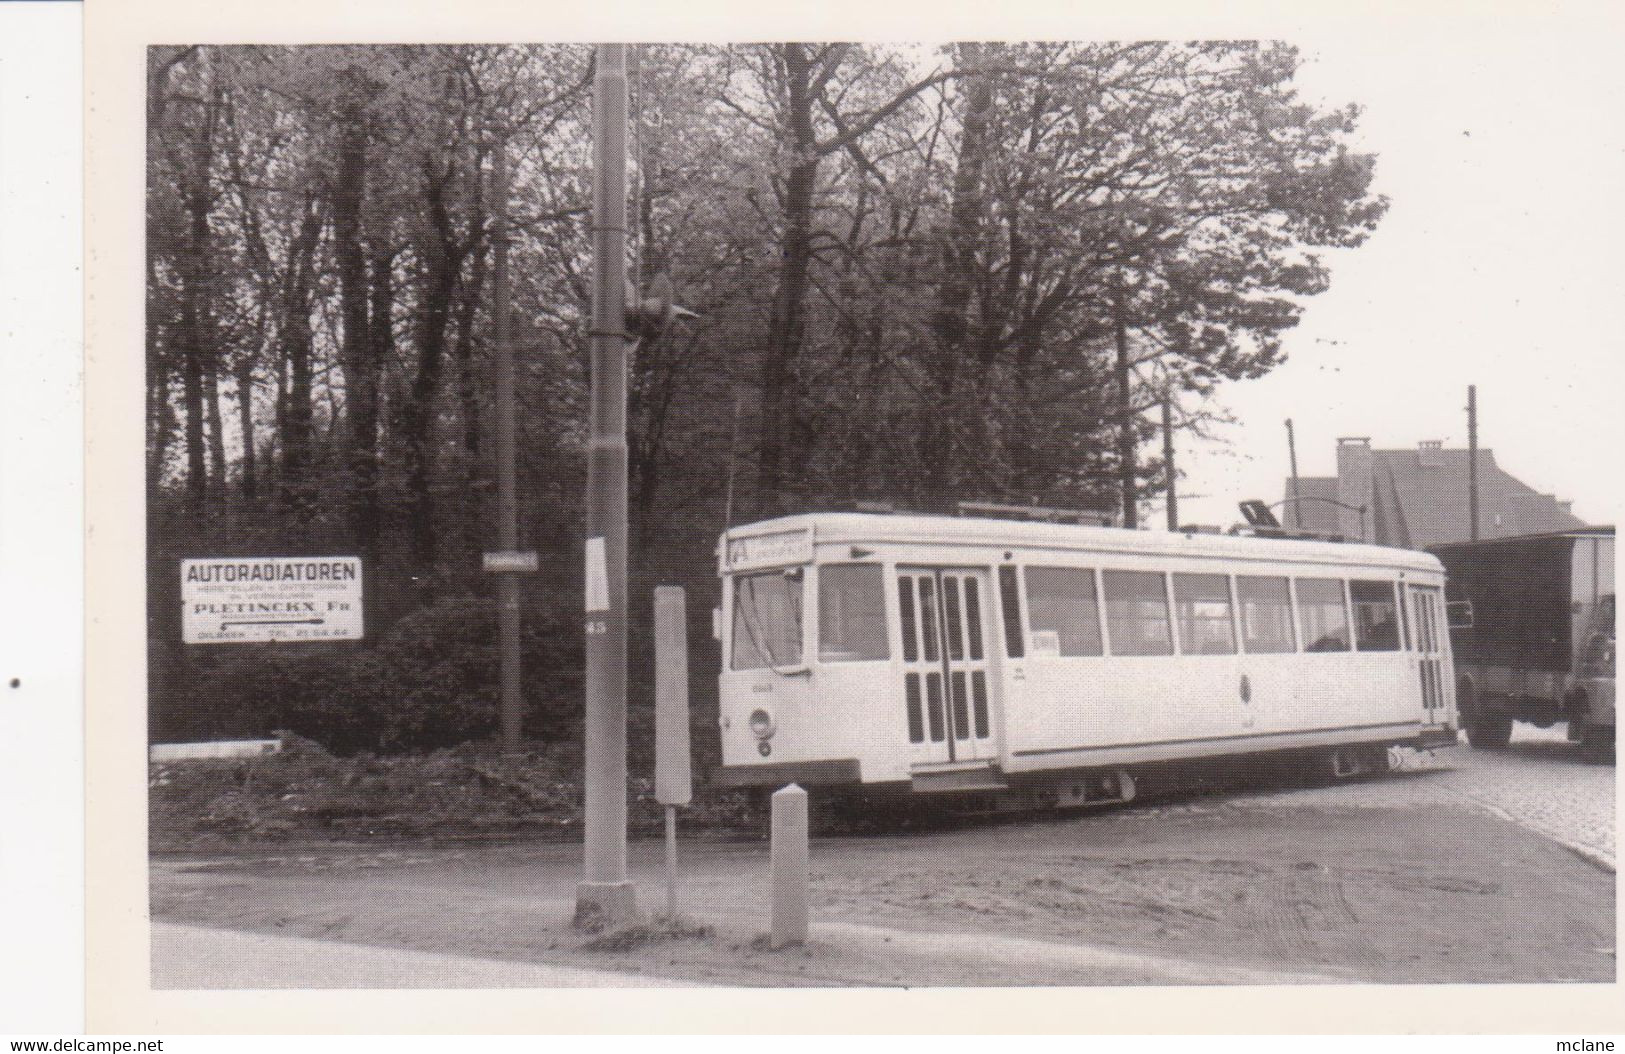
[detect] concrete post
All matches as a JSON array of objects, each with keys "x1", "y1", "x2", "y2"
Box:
[
  {"x1": 575, "y1": 42, "x2": 636, "y2": 926},
  {"x1": 770, "y1": 784, "x2": 809, "y2": 949}
]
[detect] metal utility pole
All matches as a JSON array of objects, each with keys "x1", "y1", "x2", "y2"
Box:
[
  {"x1": 1162, "y1": 392, "x2": 1177, "y2": 531},
  {"x1": 1285, "y1": 418, "x2": 1302, "y2": 530},
  {"x1": 1467, "y1": 385, "x2": 1479, "y2": 541},
  {"x1": 490, "y1": 144, "x2": 525, "y2": 757},
  {"x1": 576, "y1": 43, "x2": 636, "y2": 924}
]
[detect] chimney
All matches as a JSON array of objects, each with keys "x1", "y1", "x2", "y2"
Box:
[
  {"x1": 1336, "y1": 437, "x2": 1372, "y2": 475},
  {"x1": 1417, "y1": 440, "x2": 1444, "y2": 468},
  {"x1": 1335, "y1": 437, "x2": 1374, "y2": 541}
]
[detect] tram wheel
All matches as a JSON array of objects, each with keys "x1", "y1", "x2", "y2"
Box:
[{"x1": 1464, "y1": 712, "x2": 1513, "y2": 750}]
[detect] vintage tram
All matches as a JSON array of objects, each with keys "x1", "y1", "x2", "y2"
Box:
[{"x1": 712, "y1": 510, "x2": 1458, "y2": 805}]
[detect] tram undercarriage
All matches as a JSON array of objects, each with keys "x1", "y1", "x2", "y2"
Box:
[{"x1": 725, "y1": 735, "x2": 1448, "y2": 832}]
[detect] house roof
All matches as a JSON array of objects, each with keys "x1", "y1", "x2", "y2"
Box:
[
  {"x1": 1284, "y1": 442, "x2": 1586, "y2": 550},
  {"x1": 1369, "y1": 447, "x2": 1584, "y2": 547}
]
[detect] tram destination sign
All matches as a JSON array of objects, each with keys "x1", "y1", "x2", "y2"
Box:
[
  {"x1": 181, "y1": 556, "x2": 364, "y2": 644},
  {"x1": 724, "y1": 528, "x2": 813, "y2": 571}
]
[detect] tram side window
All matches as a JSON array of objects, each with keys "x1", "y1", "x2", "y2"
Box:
[
  {"x1": 1024, "y1": 566, "x2": 1103, "y2": 656},
  {"x1": 731, "y1": 570, "x2": 804, "y2": 670},
  {"x1": 1102, "y1": 570, "x2": 1174, "y2": 656},
  {"x1": 818, "y1": 564, "x2": 890, "y2": 662},
  {"x1": 1350, "y1": 579, "x2": 1401, "y2": 652},
  {"x1": 1236, "y1": 575, "x2": 1296, "y2": 653},
  {"x1": 1172, "y1": 573, "x2": 1237, "y2": 655},
  {"x1": 1296, "y1": 577, "x2": 1351, "y2": 652}
]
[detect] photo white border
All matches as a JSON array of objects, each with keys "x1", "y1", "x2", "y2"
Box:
[
  {"x1": 2, "y1": 0, "x2": 85, "y2": 1035},
  {"x1": 85, "y1": 0, "x2": 1625, "y2": 1033}
]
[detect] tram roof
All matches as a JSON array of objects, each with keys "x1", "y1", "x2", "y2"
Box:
[{"x1": 720, "y1": 512, "x2": 1445, "y2": 573}]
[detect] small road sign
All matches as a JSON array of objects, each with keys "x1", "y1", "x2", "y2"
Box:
[
  {"x1": 181, "y1": 556, "x2": 364, "y2": 644},
  {"x1": 482, "y1": 550, "x2": 539, "y2": 574}
]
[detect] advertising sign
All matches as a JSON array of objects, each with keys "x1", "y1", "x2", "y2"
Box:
[{"x1": 181, "y1": 557, "x2": 364, "y2": 644}]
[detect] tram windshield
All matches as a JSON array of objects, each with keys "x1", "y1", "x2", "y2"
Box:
[{"x1": 731, "y1": 569, "x2": 804, "y2": 670}]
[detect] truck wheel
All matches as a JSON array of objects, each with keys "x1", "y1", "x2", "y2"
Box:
[
  {"x1": 1464, "y1": 712, "x2": 1513, "y2": 750},
  {"x1": 1579, "y1": 725, "x2": 1615, "y2": 765}
]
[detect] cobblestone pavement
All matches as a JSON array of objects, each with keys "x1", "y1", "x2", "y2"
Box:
[{"x1": 1225, "y1": 724, "x2": 1616, "y2": 867}]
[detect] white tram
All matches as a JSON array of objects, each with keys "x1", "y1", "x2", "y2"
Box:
[{"x1": 713, "y1": 511, "x2": 1458, "y2": 802}]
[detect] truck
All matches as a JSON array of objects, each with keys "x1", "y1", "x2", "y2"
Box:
[{"x1": 1430, "y1": 527, "x2": 1614, "y2": 761}]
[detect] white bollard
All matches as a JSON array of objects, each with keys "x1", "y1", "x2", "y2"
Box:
[{"x1": 770, "y1": 783, "x2": 809, "y2": 949}]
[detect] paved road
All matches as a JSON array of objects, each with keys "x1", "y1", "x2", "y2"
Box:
[
  {"x1": 149, "y1": 722, "x2": 1613, "y2": 989},
  {"x1": 153, "y1": 921, "x2": 696, "y2": 989},
  {"x1": 1222, "y1": 724, "x2": 1615, "y2": 868}
]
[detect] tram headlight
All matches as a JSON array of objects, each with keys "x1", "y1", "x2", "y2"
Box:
[{"x1": 749, "y1": 708, "x2": 775, "y2": 740}]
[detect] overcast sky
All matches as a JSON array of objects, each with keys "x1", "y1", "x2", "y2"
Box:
[{"x1": 1166, "y1": 19, "x2": 1623, "y2": 530}]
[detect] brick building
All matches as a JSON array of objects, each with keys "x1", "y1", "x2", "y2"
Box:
[{"x1": 1283, "y1": 437, "x2": 1586, "y2": 548}]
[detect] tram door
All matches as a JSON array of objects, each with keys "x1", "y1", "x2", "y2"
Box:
[
  {"x1": 896, "y1": 567, "x2": 997, "y2": 764},
  {"x1": 1407, "y1": 584, "x2": 1452, "y2": 726}
]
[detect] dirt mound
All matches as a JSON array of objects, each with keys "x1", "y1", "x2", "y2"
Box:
[{"x1": 149, "y1": 737, "x2": 763, "y2": 850}]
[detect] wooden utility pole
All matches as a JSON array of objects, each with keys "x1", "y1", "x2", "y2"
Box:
[
  {"x1": 576, "y1": 42, "x2": 636, "y2": 925},
  {"x1": 722, "y1": 389, "x2": 741, "y2": 532},
  {"x1": 1467, "y1": 385, "x2": 1479, "y2": 541},
  {"x1": 491, "y1": 143, "x2": 525, "y2": 756},
  {"x1": 1285, "y1": 418, "x2": 1301, "y2": 530},
  {"x1": 1162, "y1": 393, "x2": 1177, "y2": 531},
  {"x1": 1114, "y1": 295, "x2": 1136, "y2": 529}
]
